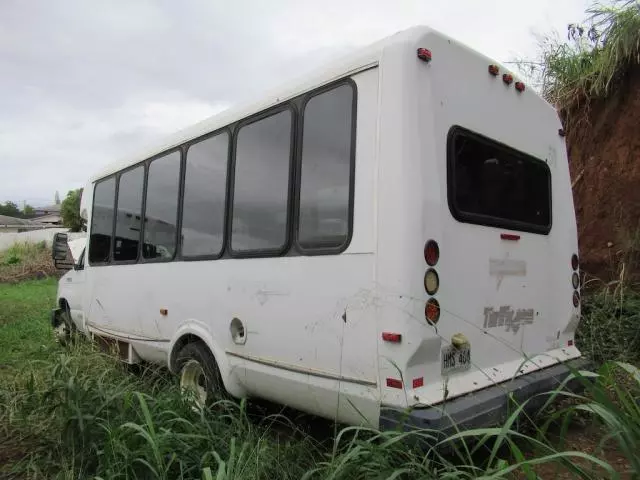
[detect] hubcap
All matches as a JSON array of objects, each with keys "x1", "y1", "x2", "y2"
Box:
[
  {"x1": 180, "y1": 360, "x2": 208, "y2": 410},
  {"x1": 54, "y1": 322, "x2": 69, "y2": 342}
]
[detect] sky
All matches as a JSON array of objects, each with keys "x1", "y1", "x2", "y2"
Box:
[{"x1": 0, "y1": 0, "x2": 591, "y2": 208}]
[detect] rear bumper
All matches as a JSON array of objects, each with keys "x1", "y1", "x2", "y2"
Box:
[{"x1": 379, "y1": 357, "x2": 593, "y2": 435}]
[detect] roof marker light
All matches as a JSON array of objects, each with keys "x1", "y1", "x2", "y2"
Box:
[
  {"x1": 515, "y1": 81, "x2": 526, "y2": 92},
  {"x1": 502, "y1": 73, "x2": 514, "y2": 85},
  {"x1": 488, "y1": 64, "x2": 500, "y2": 76},
  {"x1": 417, "y1": 48, "x2": 432, "y2": 62}
]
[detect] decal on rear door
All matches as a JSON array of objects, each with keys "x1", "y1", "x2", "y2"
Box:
[{"x1": 483, "y1": 306, "x2": 535, "y2": 333}]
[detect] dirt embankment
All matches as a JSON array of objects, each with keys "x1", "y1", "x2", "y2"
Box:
[{"x1": 566, "y1": 66, "x2": 640, "y2": 283}]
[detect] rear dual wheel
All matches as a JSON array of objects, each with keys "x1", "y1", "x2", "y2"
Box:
[{"x1": 176, "y1": 342, "x2": 228, "y2": 410}]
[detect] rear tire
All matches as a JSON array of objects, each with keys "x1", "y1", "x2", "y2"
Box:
[{"x1": 176, "y1": 342, "x2": 228, "y2": 410}]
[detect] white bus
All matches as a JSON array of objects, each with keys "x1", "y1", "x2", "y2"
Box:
[{"x1": 52, "y1": 25, "x2": 588, "y2": 433}]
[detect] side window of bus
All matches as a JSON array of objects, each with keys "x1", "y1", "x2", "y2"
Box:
[
  {"x1": 114, "y1": 165, "x2": 144, "y2": 262},
  {"x1": 181, "y1": 132, "x2": 229, "y2": 257},
  {"x1": 231, "y1": 109, "x2": 292, "y2": 254},
  {"x1": 298, "y1": 84, "x2": 354, "y2": 250},
  {"x1": 89, "y1": 177, "x2": 116, "y2": 264},
  {"x1": 143, "y1": 151, "x2": 181, "y2": 260}
]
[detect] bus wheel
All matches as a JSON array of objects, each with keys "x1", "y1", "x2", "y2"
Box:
[
  {"x1": 54, "y1": 309, "x2": 76, "y2": 346},
  {"x1": 176, "y1": 342, "x2": 226, "y2": 410}
]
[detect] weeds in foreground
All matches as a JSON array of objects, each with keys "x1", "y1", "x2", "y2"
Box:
[
  {"x1": 1, "y1": 343, "x2": 638, "y2": 479},
  {"x1": 0, "y1": 240, "x2": 56, "y2": 283},
  {"x1": 577, "y1": 280, "x2": 640, "y2": 365}
]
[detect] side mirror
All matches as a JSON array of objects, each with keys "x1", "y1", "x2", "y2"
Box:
[{"x1": 52, "y1": 233, "x2": 73, "y2": 269}]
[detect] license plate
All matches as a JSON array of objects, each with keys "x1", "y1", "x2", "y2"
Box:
[{"x1": 441, "y1": 345, "x2": 471, "y2": 374}]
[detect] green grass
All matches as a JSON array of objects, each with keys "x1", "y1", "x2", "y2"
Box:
[
  {"x1": 0, "y1": 278, "x2": 58, "y2": 366},
  {"x1": 0, "y1": 279, "x2": 638, "y2": 479}
]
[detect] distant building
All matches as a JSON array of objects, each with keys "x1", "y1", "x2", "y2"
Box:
[
  {"x1": 0, "y1": 215, "x2": 38, "y2": 233},
  {"x1": 32, "y1": 204, "x2": 62, "y2": 226}
]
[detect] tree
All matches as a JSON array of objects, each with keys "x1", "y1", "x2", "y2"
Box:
[
  {"x1": 23, "y1": 204, "x2": 35, "y2": 218},
  {"x1": 60, "y1": 189, "x2": 84, "y2": 232},
  {"x1": 0, "y1": 201, "x2": 21, "y2": 217}
]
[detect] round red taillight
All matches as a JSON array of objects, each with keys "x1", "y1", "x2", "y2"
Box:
[
  {"x1": 572, "y1": 291, "x2": 580, "y2": 308},
  {"x1": 424, "y1": 240, "x2": 440, "y2": 266},
  {"x1": 425, "y1": 298, "x2": 440, "y2": 324}
]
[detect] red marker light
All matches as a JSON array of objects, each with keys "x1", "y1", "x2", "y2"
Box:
[
  {"x1": 488, "y1": 64, "x2": 500, "y2": 76},
  {"x1": 417, "y1": 48, "x2": 432, "y2": 62},
  {"x1": 412, "y1": 377, "x2": 424, "y2": 389},
  {"x1": 382, "y1": 332, "x2": 402, "y2": 343},
  {"x1": 386, "y1": 378, "x2": 403, "y2": 389},
  {"x1": 501, "y1": 233, "x2": 520, "y2": 241},
  {"x1": 515, "y1": 81, "x2": 526, "y2": 92},
  {"x1": 567, "y1": 339, "x2": 574, "y2": 347},
  {"x1": 502, "y1": 73, "x2": 514, "y2": 85}
]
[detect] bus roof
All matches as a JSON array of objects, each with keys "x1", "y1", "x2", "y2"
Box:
[{"x1": 88, "y1": 25, "x2": 442, "y2": 183}]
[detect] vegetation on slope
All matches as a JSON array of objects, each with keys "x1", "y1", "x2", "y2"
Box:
[{"x1": 521, "y1": 0, "x2": 640, "y2": 123}]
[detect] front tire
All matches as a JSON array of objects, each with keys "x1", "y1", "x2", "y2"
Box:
[
  {"x1": 54, "y1": 309, "x2": 76, "y2": 346},
  {"x1": 176, "y1": 342, "x2": 228, "y2": 410}
]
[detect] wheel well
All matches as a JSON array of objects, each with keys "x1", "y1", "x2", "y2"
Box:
[
  {"x1": 170, "y1": 334, "x2": 204, "y2": 372},
  {"x1": 58, "y1": 298, "x2": 69, "y2": 312}
]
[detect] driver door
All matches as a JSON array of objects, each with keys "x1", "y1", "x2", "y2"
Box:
[{"x1": 63, "y1": 246, "x2": 87, "y2": 331}]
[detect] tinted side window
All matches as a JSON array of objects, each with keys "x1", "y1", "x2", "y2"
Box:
[
  {"x1": 231, "y1": 110, "x2": 292, "y2": 253},
  {"x1": 114, "y1": 166, "x2": 144, "y2": 261},
  {"x1": 143, "y1": 151, "x2": 181, "y2": 260},
  {"x1": 298, "y1": 84, "x2": 354, "y2": 249},
  {"x1": 89, "y1": 178, "x2": 115, "y2": 264},
  {"x1": 181, "y1": 132, "x2": 229, "y2": 257}
]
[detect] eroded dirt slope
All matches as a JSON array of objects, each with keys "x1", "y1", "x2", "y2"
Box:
[{"x1": 566, "y1": 66, "x2": 640, "y2": 282}]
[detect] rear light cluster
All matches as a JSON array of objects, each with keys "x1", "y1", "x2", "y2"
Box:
[
  {"x1": 571, "y1": 254, "x2": 580, "y2": 308},
  {"x1": 424, "y1": 240, "x2": 441, "y2": 324}
]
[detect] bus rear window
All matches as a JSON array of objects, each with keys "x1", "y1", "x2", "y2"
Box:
[{"x1": 447, "y1": 127, "x2": 551, "y2": 234}]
